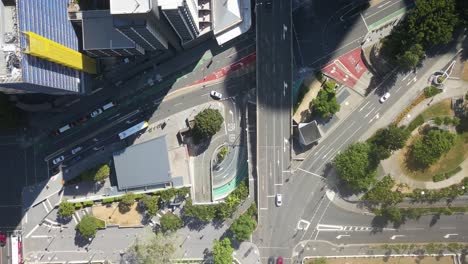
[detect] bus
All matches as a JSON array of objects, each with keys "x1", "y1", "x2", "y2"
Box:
[
  {"x1": 10, "y1": 234, "x2": 22, "y2": 264},
  {"x1": 118, "y1": 121, "x2": 149, "y2": 140}
]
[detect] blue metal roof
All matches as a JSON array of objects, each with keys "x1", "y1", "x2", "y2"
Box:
[{"x1": 18, "y1": 0, "x2": 88, "y2": 93}]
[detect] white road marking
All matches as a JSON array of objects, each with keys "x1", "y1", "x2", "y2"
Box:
[
  {"x1": 316, "y1": 224, "x2": 343, "y2": 231},
  {"x1": 444, "y1": 233, "x2": 458, "y2": 238},
  {"x1": 368, "y1": 113, "x2": 380, "y2": 123},
  {"x1": 402, "y1": 73, "x2": 411, "y2": 81},
  {"x1": 321, "y1": 148, "x2": 334, "y2": 159},
  {"x1": 390, "y1": 235, "x2": 405, "y2": 240},
  {"x1": 42, "y1": 202, "x2": 49, "y2": 213},
  {"x1": 336, "y1": 234, "x2": 350, "y2": 239},
  {"x1": 358, "y1": 101, "x2": 371, "y2": 112},
  {"x1": 365, "y1": 0, "x2": 403, "y2": 19},
  {"x1": 395, "y1": 86, "x2": 402, "y2": 92},
  {"x1": 297, "y1": 168, "x2": 324, "y2": 178},
  {"x1": 360, "y1": 13, "x2": 369, "y2": 31},
  {"x1": 25, "y1": 224, "x2": 40, "y2": 238},
  {"x1": 297, "y1": 219, "x2": 311, "y2": 231},
  {"x1": 440, "y1": 227, "x2": 456, "y2": 230},
  {"x1": 364, "y1": 106, "x2": 376, "y2": 118},
  {"x1": 30, "y1": 235, "x2": 50, "y2": 238}
]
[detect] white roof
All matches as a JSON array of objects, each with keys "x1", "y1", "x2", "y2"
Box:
[
  {"x1": 158, "y1": 0, "x2": 184, "y2": 9},
  {"x1": 110, "y1": 0, "x2": 152, "y2": 14}
]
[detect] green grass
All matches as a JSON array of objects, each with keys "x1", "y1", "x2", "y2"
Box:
[
  {"x1": 420, "y1": 99, "x2": 453, "y2": 120},
  {"x1": 403, "y1": 132, "x2": 468, "y2": 181}
]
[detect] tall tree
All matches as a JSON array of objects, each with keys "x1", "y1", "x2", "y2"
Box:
[
  {"x1": 58, "y1": 201, "x2": 75, "y2": 218},
  {"x1": 411, "y1": 129, "x2": 456, "y2": 167},
  {"x1": 213, "y1": 238, "x2": 233, "y2": 264},
  {"x1": 369, "y1": 124, "x2": 410, "y2": 152},
  {"x1": 362, "y1": 176, "x2": 404, "y2": 205},
  {"x1": 123, "y1": 233, "x2": 177, "y2": 264},
  {"x1": 76, "y1": 215, "x2": 101, "y2": 238},
  {"x1": 193, "y1": 109, "x2": 224, "y2": 139},
  {"x1": 230, "y1": 214, "x2": 257, "y2": 241},
  {"x1": 311, "y1": 82, "x2": 340, "y2": 119},
  {"x1": 160, "y1": 212, "x2": 183, "y2": 233},
  {"x1": 334, "y1": 142, "x2": 376, "y2": 191}
]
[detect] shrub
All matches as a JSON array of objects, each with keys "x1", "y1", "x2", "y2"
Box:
[
  {"x1": 76, "y1": 215, "x2": 101, "y2": 238},
  {"x1": 424, "y1": 85, "x2": 442, "y2": 97},
  {"x1": 58, "y1": 201, "x2": 75, "y2": 218},
  {"x1": 230, "y1": 214, "x2": 257, "y2": 241},
  {"x1": 406, "y1": 115, "x2": 424, "y2": 132},
  {"x1": 102, "y1": 197, "x2": 115, "y2": 204},
  {"x1": 120, "y1": 192, "x2": 136, "y2": 207},
  {"x1": 433, "y1": 174, "x2": 446, "y2": 182},
  {"x1": 160, "y1": 212, "x2": 183, "y2": 233},
  {"x1": 74, "y1": 202, "x2": 83, "y2": 209},
  {"x1": 134, "y1": 193, "x2": 144, "y2": 200},
  {"x1": 94, "y1": 164, "x2": 110, "y2": 182},
  {"x1": 311, "y1": 81, "x2": 340, "y2": 118},
  {"x1": 82, "y1": 201, "x2": 94, "y2": 207},
  {"x1": 141, "y1": 194, "x2": 159, "y2": 217}
]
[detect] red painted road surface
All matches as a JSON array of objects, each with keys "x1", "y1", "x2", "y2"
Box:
[
  {"x1": 321, "y1": 47, "x2": 368, "y2": 88},
  {"x1": 191, "y1": 52, "x2": 256, "y2": 86}
]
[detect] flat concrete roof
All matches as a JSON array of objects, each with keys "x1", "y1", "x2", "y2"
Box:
[
  {"x1": 82, "y1": 10, "x2": 137, "y2": 50},
  {"x1": 110, "y1": 0, "x2": 152, "y2": 14},
  {"x1": 113, "y1": 136, "x2": 172, "y2": 190},
  {"x1": 298, "y1": 121, "x2": 322, "y2": 146},
  {"x1": 213, "y1": 0, "x2": 242, "y2": 35}
]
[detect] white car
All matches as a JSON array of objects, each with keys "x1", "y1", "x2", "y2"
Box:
[
  {"x1": 71, "y1": 146, "x2": 83, "y2": 155},
  {"x1": 275, "y1": 194, "x2": 283, "y2": 207},
  {"x1": 210, "y1": 91, "x2": 223, "y2": 100},
  {"x1": 52, "y1": 156, "x2": 65, "y2": 165},
  {"x1": 90, "y1": 108, "x2": 103, "y2": 118},
  {"x1": 379, "y1": 92, "x2": 390, "y2": 103}
]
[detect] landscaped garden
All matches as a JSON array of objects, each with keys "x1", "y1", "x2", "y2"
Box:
[{"x1": 398, "y1": 99, "x2": 467, "y2": 182}]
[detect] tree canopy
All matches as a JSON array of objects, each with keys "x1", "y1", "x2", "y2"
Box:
[
  {"x1": 362, "y1": 176, "x2": 404, "y2": 206},
  {"x1": 410, "y1": 129, "x2": 456, "y2": 167},
  {"x1": 334, "y1": 142, "x2": 376, "y2": 191},
  {"x1": 213, "y1": 238, "x2": 233, "y2": 264},
  {"x1": 193, "y1": 109, "x2": 224, "y2": 139},
  {"x1": 311, "y1": 81, "x2": 340, "y2": 118},
  {"x1": 94, "y1": 164, "x2": 110, "y2": 182},
  {"x1": 58, "y1": 200, "x2": 75, "y2": 218},
  {"x1": 230, "y1": 214, "x2": 257, "y2": 241},
  {"x1": 383, "y1": 0, "x2": 459, "y2": 68},
  {"x1": 160, "y1": 212, "x2": 183, "y2": 233},
  {"x1": 369, "y1": 124, "x2": 410, "y2": 152},
  {"x1": 123, "y1": 233, "x2": 176, "y2": 264},
  {"x1": 76, "y1": 215, "x2": 101, "y2": 238},
  {"x1": 140, "y1": 194, "x2": 159, "y2": 217}
]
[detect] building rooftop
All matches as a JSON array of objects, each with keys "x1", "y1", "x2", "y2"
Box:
[
  {"x1": 82, "y1": 10, "x2": 139, "y2": 51},
  {"x1": 110, "y1": 0, "x2": 152, "y2": 15},
  {"x1": 113, "y1": 135, "x2": 189, "y2": 191},
  {"x1": 213, "y1": 0, "x2": 251, "y2": 45},
  {"x1": 1, "y1": 0, "x2": 88, "y2": 93},
  {"x1": 298, "y1": 121, "x2": 322, "y2": 146}
]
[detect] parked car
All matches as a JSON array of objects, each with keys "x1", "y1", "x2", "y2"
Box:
[
  {"x1": 277, "y1": 256, "x2": 283, "y2": 264},
  {"x1": 0, "y1": 231, "x2": 6, "y2": 247},
  {"x1": 71, "y1": 146, "x2": 83, "y2": 155},
  {"x1": 90, "y1": 108, "x2": 103, "y2": 118},
  {"x1": 210, "y1": 90, "x2": 223, "y2": 100},
  {"x1": 102, "y1": 101, "x2": 115, "y2": 111},
  {"x1": 379, "y1": 92, "x2": 390, "y2": 103},
  {"x1": 275, "y1": 194, "x2": 282, "y2": 207},
  {"x1": 52, "y1": 155, "x2": 65, "y2": 165}
]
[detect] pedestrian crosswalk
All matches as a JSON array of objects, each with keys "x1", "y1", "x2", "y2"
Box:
[{"x1": 316, "y1": 224, "x2": 389, "y2": 232}]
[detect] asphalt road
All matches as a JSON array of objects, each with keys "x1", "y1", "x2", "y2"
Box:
[
  {"x1": 256, "y1": 0, "x2": 293, "y2": 216},
  {"x1": 255, "y1": 37, "x2": 464, "y2": 262}
]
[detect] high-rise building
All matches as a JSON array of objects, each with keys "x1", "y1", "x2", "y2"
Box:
[
  {"x1": 0, "y1": 0, "x2": 95, "y2": 94},
  {"x1": 159, "y1": 0, "x2": 200, "y2": 44},
  {"x1": 110, "y1": 0, "x2": 172, "y2": 51}
]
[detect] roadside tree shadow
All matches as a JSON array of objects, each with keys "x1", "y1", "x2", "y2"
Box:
[
  {"x1": 182, "y1": 215, "x2": 209, "y2": 231},
  {"x1": 73, "y1": 232, "x2": 91, "y2": 248},
  {"x1": 429, "y1": 214, "x2": 440, "y2": 227}
]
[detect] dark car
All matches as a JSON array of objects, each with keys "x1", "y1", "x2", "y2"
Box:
[{"x1": 0, "y1": 231, "x2": 6, "y2": 247}]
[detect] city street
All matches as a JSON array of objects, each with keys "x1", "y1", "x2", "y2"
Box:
[{"x1": 255, "y1": 29, "x2": 466, "y2": 262}]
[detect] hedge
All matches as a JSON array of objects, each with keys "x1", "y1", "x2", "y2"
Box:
[
  {"x1": 74, "y1": 202, "x2": 83, "y2": 209},
  {"x1": 406, "y1": 115, "x2": 425, "y2": 132},
  {"x1": 102, "y1": 198, "x2": 115, "y2": 204},
  {"x1": 82, "y1": 201, "x2": 94, "y2": 207},
  {"x1": 432, "y1": 167, "x2": 462, "y2": 182}
]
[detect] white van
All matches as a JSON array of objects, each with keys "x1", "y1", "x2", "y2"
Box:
[
  {"x1": 58, "y1": 124, "x2": 71, "y2": 133},
  {"x1": 102, "y1": 101, "x2": 115, "y2": 111}
]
